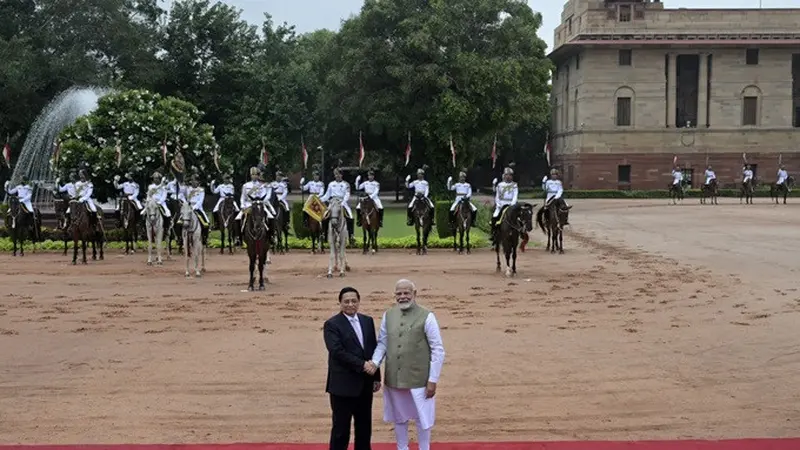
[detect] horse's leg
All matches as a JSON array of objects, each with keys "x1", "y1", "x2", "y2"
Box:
[
  {"x1": 415, "y1": 225, "x2": 421, "y2": 255},
  {"x1": 63, "y1": 234, "x2": 68, "y2": 256},
  {"x1": 495, "y1": 240, "x2": 501, "y2": 273},
  {"x1": 184, "y1": 231, "x2": 191, "y2": 278},
  {"x1": 466, "y1": 226, "x2": 471, "y2": 254},
  {"x1": 81, "y1": 238, "x2": 88, "y2": 264},
  {"x1": 72, "y1": 235, "x2": 78, "y2": 265},
  {"x1": 363, "y1": 225, "x2": 368, "y2": 254},
  {"x1": 258, "y1": 249, "x2": 266, "y2": 289},
  {"x1": 511, "y1": 241, "x2": 518, "y2": 275},
  {"x1": 327, "y1": 230, "x2": 335, "y2": 278},
  {"x1": 784, "y1": 190, "x2": 788, "y2": 204},
  {"x1": 248, "y1": 250, "x2": 256, "y2": 291},
  {"x1": 156, "y1": 224, "x2": 163, "y2": 264},
  {"x1": 219, "y1": 224, "x2": 225, "y2": 255}
]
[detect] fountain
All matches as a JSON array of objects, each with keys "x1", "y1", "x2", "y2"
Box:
[{"x1": 7, "y1": 86, "x2": 110, "y2": 210}]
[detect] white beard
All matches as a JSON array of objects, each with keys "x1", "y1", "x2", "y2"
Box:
[{"x1": 399, "y1": 301, "x2": 413, "y2": 310}]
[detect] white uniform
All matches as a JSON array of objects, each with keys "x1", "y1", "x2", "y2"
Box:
[
  {"x1": 179, "y1": 185, "x2": 209, "y2": 224},
  {"x1": 493, "y1": 181, "x2": 518, "y2": 218},
  {"x1": 236, "y1": 180, "x2": 274, "y2": 220},
  {"x1": 116, "y1": 180, "x2": 143, "y2": 210},
  {"x1": 447, "y1": 180, "x2": 476, "y2": 212},
  {"x1": 407, "y1": 179, "x2": 433, "y2": 208},
  {"x1": 544, "y1": 179, "x2": 564, "y2": 205},
  {"x1": 777, "y1": 169, "x2": 788, "y2": 185},
  {"x1": 303, "y1": 180, "x2": 325, "y2": 196},
  {"x1": 704, "y1": 169, "x2": 716, "y2": 185},
  {"x1": 6, "y1": 183, "x2": 34, "y2": 213},
  {"x1": 74, "y1": 180, "x2": 98, "y2": 213},
  {"x1": 211, "y1": 182, "x2": 239, "y2": 212},
  {"x1": 672, "y1": 169, "x2": 684, "y2": 185},
  {"x1": 371, "y1": 308, "x2": 445, "y2": 450},
  {"x1": 320, "y1": 180, "x2": 353, "y2": 218},
  {"x1": 165, "y1": 179, "x2": 179, "y2": 199},
  {"x1": 58, "y1": 182, "x2": 77, "y2": 199},
  {"x1": 146, "y1": 182, "x2": 172, "y2": 217},
  {"x1": 743, "y1": 169, "x2": 754, "y2": 183},
  {"x1": 356, "y1": 179, "x2": 383, "y2": 209},
  {"x1": 270, "y1": 180, "x2": 289, "y2": 211}
]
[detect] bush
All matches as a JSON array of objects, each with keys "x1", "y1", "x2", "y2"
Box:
[
  {"x1": 291, "y1": 202, "x2": 311, "y2": 239},
  {"x1": 435, "y1": 200, "x2": 494, "y2": 238},
  {"x1": 434, "y1": 201, "x2": 453, "y2": 239},
  {"x1": 519, "y1": 188, "x2": 799, "y2": 199},
  {"x1": 0, "y1": 234, "x2": 491, "y2": 252}
]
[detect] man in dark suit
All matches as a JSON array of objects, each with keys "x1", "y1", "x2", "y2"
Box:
[{"x1": 324, "y1": 286, "x2": 381, "y2": 450}]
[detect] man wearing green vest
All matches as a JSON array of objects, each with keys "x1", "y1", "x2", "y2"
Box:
[{"x1": 366, "y1": 279, "x2": 445, "y2": 450}]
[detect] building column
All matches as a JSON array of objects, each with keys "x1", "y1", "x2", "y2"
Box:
[
  {"x1": 667, "y1": 53, "x2": 677, "y2": 128},
  {"x1": 697, "y1": 53, "x2": 708, "y2": 127}
]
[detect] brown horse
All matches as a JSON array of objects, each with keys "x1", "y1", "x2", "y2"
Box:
[
  {"x1": 119, "y1": 198, "x2": 139, "y2": 254},
  {"x1": 53, "y1": 193, "x2": 70, "y2": 255},
  {"x1": 215, "y1": 196, "x2": 237, "y2": 254},
  {"x1": 305, "y1": 208, "x2": 325, "y2": 254},
  {"x1": 536, "y1": 200, "x2": 572, "y2": 254},
  {"x1": 770, "y1": 176, "x2": 795, "y2": 205},
  {"x1": 739, "y1": 178, "x2": 756, "y2": 204},
  {"x1": 244, "y1": 199, "x2": 273, "y2": 291},
  {"x1": 166, "y1": 197, "x2": 183, "y2": 257},
  {"x1": 700, "y1": 179, "x2": 719, "y2": 205},
  {"x1": 452, "y1": 197, "x2": 473, "y2": 255},
  {"x1": 358, "y1": 195, "x2": 380, "y2": 254},
  {"x1": 495, "y1": 203, "x2": 535, "y2": 277},
  {"x1": 270, "y1": 192, "x2": 290, "y2": 254},
  {"x1": 668, "y1": 181, "x2": 686, "y2": 205},
  {"x1": 4, "y1": 195, "x2": 41, "y2": 256},
  {"x1": 68, "y1": 200, "x2": 104, "y2": 264},
  {"x1": 411, "y1": 193, "x2": 433, "y2": 255}
]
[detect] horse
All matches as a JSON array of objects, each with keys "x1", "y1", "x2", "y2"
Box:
[
  {"x1": 181, "y1": 200, "x2": 205, "y2": 278},
  {"x1": 411, "y1": 193, "x2": 433, "y2": 255},
  {"x1": 739, "y1": 178, "x2": 756, "y2": 204},
  {"x1": 700, "y1": 179, "x2": 719, "y2": 205},
  {"x1": 144, "y1": 195, "x2": 164, "y2": 265},
  {"x1": 215, "y1": 196, "x2": 237, "y2": 254},
  {"x1": 244, "y1": 198, "x2": 272, "y2": 290},
  {"x1": 536, "y1": 200, "x2": 572, "y2": 254},
  {"x1": 4, "y1": 195, "x2": 41, "y2": 257},
  {"x1": 358, "y1": 195, "x2": 380, "y2": 254},
  {"x1": 668, "y1": 180, "x2": 686, "y2": 205},
  {"x1": 53, "y1": 192, "x2": 70, "y2": 256},
  {"x1": 166, "y1": 197, "x2": 183, "y2": 257},
  {"x1": 270, "y1": 192, "x2": 290, "y2": 254},
  {"x1": 495, "y1": 203, "x2": 535, "y2": 277},
  {"x1": 305, "y1": 207, "x2": 325, "y2": 254},
  {"x1": 68, "y1": 200, "x2": 104, "y2": 264},
  {"x1": 452, "y1": 197, "x2": 473, "y2": 255},
  {"x1": 325, "y1": 197, "x2": 350, "y2": 278},
  {"x1": 770, "y1": 176, "x2": 795, "y2": 205},
  {"x1": 119, "y1": 198, "x2": 139, "y2": 254}
]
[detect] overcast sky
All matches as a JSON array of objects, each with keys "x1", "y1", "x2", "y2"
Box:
[{"x1": 159, "y1": 0, "x2": 793, "y2": 51}]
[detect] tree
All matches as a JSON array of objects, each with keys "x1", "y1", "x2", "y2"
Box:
[{"x1": 56, "y1": 89, "x2": 224, "y2": 201}]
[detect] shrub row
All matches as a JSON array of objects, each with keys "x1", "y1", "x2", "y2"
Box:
[
  {"x1": 432, "y1": 200, "x2": 493, "y2": 239},
  {"x1": 0, "y1": 234, "x2": 490, "y2": 253},
  {"x1": 520, "y1": 188, "x2": 800, "y2": 199}
]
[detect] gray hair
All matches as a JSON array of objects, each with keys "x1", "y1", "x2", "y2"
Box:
[{"x1": 395, "y1": 278, "x2": 416, "y2": 291}]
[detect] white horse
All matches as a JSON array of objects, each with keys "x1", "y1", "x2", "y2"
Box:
[
  {"x1": 325, "y1": 197, "x2": 350, "y2": 278},
  {"x1": 144, "y1": 195, "x2": 164, "y2": 265},
  {"x1": 181, "y1": 200, "x2": 205, "y2": 277}
]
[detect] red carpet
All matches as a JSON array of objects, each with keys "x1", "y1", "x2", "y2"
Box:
[{"x1": 2, "y1": 440, "x2": 800, "y2": 450}]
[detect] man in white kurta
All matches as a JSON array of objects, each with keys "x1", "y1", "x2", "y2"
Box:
[{"x1": 369, "y1": 279, "x2": 445, "y2": 450}]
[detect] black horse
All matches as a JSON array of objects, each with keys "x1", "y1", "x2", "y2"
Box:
[
  {"x1": 4, "y1": 195, "x2": 41, "y2": 256},
  {"x1": 215, "y1": 196, "x2": 238, "y2": 254},
  {"x1": 244, "y1": 197, "x2": 273, "y2": 291},
  {"x1": 495, "y1": 203, "x2": 535, "y2": 277},
  {"x1": 410, "y1": 193, "x2": 434, "y2": 255},
  {"x1": 452, "y1": 197, "x2": 474, "y2": 255},
  {"x1": 270, "y1": 191, "x2": 290, "y2": 254},
  {"x1": 770, "y1": 176, "x2": 795, "y2": 205},
  {"x1": 68, "y1": 200, "x2": 104, "y2": 264},
  {"x1": 739, "y1": 178, "x2": 756, "y2": 205},
  {"x1": 668, "y1": 180, "x2": 688, "y2": 205},
  {"x1": 536, "y1": 199, "x2": 572, "y2": 254}
]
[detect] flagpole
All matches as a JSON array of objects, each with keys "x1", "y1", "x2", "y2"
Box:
[{"x1": 300, "y1": 135, "x2": 305, "y2": 206}]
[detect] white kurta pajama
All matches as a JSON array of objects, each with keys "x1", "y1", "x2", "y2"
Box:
[{"x1": 372, "y1": 309, "x2": 445, "y2": 449}]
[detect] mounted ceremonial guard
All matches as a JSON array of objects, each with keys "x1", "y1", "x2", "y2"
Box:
[
  {"x1": 236, "y1": 166, "x2": 275, "y2": 231},
  {"x1": 179, "y1": 172, "x2": 210, "y2": 244},
  {"x1": 355, "y1": 169, "x2": 384, "y2": 227},
  {"x1": 74, "y1": 169, "x2": 102, "y2": 228},
  {"x1": 4, "y1": 175, "x2": 41, "y2": 228},
  {"x1": 446, "y1": 170, "x2": 477, "y2": 227},
  {"x1": 300, "y1": 170, "x2": 326, "y2": 227},
  {"x1": 113, "y1": 172, "x2": 142, "y2": 224},
  {"x1": 405, "y1": 166, "x2": 434, "y2": 226},
  {"x1": 54, "y1": 171, "x2": 78, "y2": 226},
  {"x1": 211, "y1": 173, "x2": 239, "y2": 217},
  {"x1": 270, "y1": 170, "x2": 290, "y2": 212},
  {"x1": 490, "y1": 166, "x2": 519, "y2": 243},
  {"x1": 320, "y1": 167, "x2": 355, "y2": 245}
]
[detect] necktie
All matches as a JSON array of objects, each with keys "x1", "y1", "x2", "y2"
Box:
[{"x1": 349, "y1": 316, "x2": 364, "y2": 348}]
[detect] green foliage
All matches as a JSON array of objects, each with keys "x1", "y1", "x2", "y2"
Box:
[
  {"x1": 57, "y1": 89, "x2": 224, "y2": 201},
  {"x1": 434, "y1": 201, "x2": 453, "y2": 239},
  {"x1": 291, "y1": 201, "x2": 312, "y2": 239},
  {"x1": 473, "y1": 201, "x2": 493, "y2": 234},
  {"x1": 519, "y1": 188, "x2": 800, "y2": 199}
]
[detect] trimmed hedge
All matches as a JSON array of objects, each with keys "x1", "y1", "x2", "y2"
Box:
[
  {"x1": 520, "y1": 188, "x2": 799, "y2": 199},
  {"x1": 0, "y1": 234, "x2": 490, "y2": 252},
  {"x1": 291, "y1": 201, "x2": 312, "y2": 239},
  {"x1": 434, "y1": 200, "x2": 493, "y2": 239}
]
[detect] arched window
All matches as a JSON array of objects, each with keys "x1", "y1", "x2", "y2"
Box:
[
  {"x1": 741, "y1": 85, "x2": 761, "y2": 126},
  {"x1": 614, "y1": 86, "x2": 635, "y2": 127}
]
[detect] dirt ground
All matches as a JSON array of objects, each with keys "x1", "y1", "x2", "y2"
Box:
[{"x1": 1, "y1": 198, "x2": 799, "y2": 444}]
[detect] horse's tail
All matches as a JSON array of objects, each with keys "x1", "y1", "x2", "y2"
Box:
[{"x1": 536, "y1": 207, "x2": 546, "y2": 234}]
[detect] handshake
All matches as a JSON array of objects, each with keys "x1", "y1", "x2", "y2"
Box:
[{"x1": 363, "y1": 360, "x2": 378, "y2": 375}]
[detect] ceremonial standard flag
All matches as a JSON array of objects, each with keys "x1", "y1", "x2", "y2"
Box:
[
  {"x1": 213, "y1": 145, "x2": 220, "y2": 172},
  {"x1": 544, "y1": 134, "x2": 552, "y2": 167},
  {"x1": 404, "y1": 131, "x2": 411, "y2": 167},
  {"x1": 491, "y1": 134, "x2": 497, "y2": 169},
  {"x1": 3, "y1": 139, "x2": 11, "y2": 168},
  {"x1": 779, "y1": 153, "x2": 783, "y2": 165},
  {"x1": 261, "y1": 138, "x2": 269, "y2": 166},
  {"x1": 53, "y1": 139, "x2": 61, "y2": 169},
  {"x1": 303, "y1": 194, "x2": 327, "y2": 222},
  {"x1": 742, "y1": 152, "x2": 747, "y2": 163},
  {"x1": 301, "y1": 136, "x2": 308, "y2": 170},
  {"x1": 449, "y1": 134, "x2": 456, "y2": 168},
  {"x1": 161, "y1": 139, "x2": 168, "y2": 165},
  {"x1": 673, "y1": 155, "x2": 678, "y2": 165},
  {"x1": 359, "y1": 131, "x2": 365, "y2": 167},
  {"x1": 115, "y1": 140, "x2": 122, "y2": 168}
]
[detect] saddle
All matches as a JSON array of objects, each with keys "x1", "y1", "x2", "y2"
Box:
[{"x1": 498, "y1": 204, "x2": 511, "y2": 222}]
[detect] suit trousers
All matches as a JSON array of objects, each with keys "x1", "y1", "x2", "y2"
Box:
[{"x1": 329, "y1": 382, "x2": 374, "y2": 450}]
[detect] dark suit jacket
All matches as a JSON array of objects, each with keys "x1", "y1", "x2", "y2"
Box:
[{"x1": 324, "y1": 312, "x2": 381, "y2": 397}]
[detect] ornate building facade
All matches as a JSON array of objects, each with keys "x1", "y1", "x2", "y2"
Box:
[{"x1": 548, "y1": 0, "x2": 800, "y2": 189}]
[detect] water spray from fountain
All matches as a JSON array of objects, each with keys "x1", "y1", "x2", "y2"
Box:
[{"x1": 7, "y1": 86, "x2": 110, "y2": 209}]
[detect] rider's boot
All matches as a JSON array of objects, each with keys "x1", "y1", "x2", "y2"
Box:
[
  {"x1": 356, "y1": 209, "x2": 362, "y2": 227},
  {"x1": 115, "y1": 209, "x2": 122, "y2": 227},
  {"x1": 347, "y1": 217, "x2": 356, "y2": 245},
  {"x1": 449, "y1": 210, "x2": 456, "y2": 229},
  {"x1": 406, "y1": 208, "x2": 413, "y2": 226},
  {"x1": 378, "y1": 209, "x2": 384, "y2": 227},
  {"x1": 471, "y1": 208, "x2": 477, "y2": 225}
]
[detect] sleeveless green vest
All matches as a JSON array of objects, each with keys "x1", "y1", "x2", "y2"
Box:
[{"x1": 384, "y1": 303, "x2": 431, "y2": 389}]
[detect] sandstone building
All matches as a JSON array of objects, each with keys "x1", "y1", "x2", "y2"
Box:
[{"x1": 548, "y1": 0, "x2": 800, "y2": 189}]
